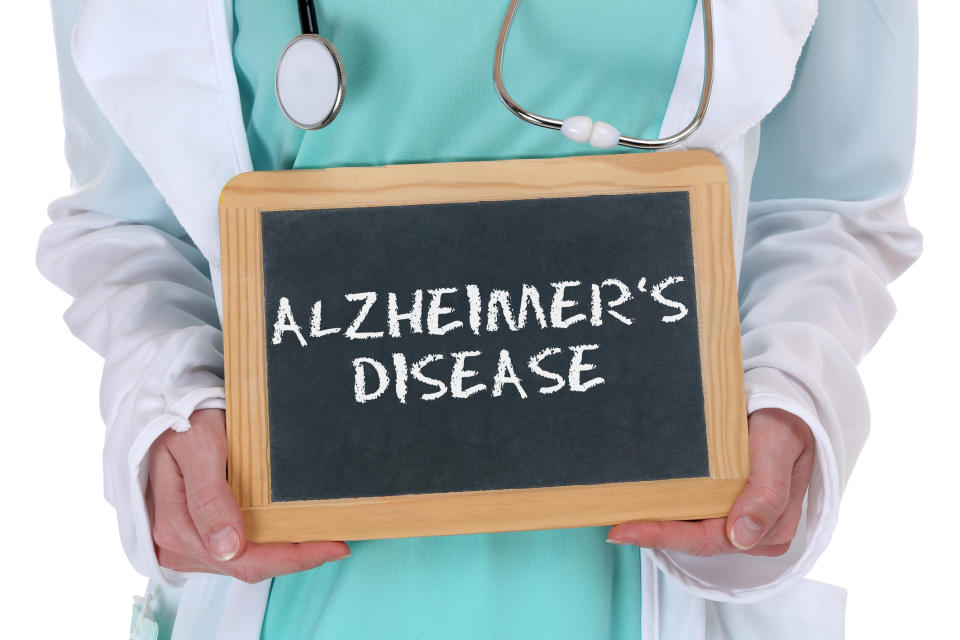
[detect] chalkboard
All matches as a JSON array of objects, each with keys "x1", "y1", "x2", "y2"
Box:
[{"x1": 220, "y1": 152, "x2": 749, "y2": 543}]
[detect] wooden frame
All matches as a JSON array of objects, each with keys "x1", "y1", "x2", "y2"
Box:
[{"x1": 220, "y1": 151, "x2": 749, "y2": 543}]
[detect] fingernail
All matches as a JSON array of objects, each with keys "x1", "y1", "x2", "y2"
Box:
[
  {"x1": 208, "y1": 526, "x2": 240, "y2": 561},
  {"x1": 730, "y1": 516, "x2": 763, "y2": 550},
  {"x1": 605, "y1": 538, "x2": 632, "y2": 546}
]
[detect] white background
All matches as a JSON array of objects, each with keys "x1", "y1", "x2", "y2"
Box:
[{"x1": 1, "y1": 4, "x2": 956, "y2": 638}]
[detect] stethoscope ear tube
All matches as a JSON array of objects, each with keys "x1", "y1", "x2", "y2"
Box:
[{"x1": 299, "y1": 0, "x2": 319, "y2": 36}]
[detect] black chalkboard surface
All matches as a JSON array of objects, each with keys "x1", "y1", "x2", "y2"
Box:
[
  {"x1": 220, "y1": 152, "x2": 749, "y2": 542},
  {"x1": 262, "y1": 192, "x2": 707, "y2": 501}
]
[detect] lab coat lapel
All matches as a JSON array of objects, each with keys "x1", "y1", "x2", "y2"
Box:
[
  {"x1": 70, "y1": 0, "x2": 252, "y2": 267},
  {"x1": 661, "y1": 0, "x2": 819, "y2": 153}
]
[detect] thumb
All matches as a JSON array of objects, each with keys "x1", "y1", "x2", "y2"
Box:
[
  {"x1": 725, "y1": 423, "x2": 796, "y2": 551},
  {"x1": 726, "y1": 478, "x2": 789, "y2": 551},
  {"x1": 185, "y1": 471, "x2": 247, "y2": 562},
  {"x1": 170, "y1": 411, "x2": 247, "y2": 563}
]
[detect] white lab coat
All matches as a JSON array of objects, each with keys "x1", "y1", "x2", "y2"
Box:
[{"x1": 37, "y1": 0, "x2": 921, "y2": 638}]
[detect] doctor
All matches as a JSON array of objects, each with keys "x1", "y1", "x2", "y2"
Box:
[{"x1": 38, "y1": 0, "x2": 921, "y2": 638}]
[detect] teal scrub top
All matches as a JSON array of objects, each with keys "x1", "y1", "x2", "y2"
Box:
[{"x1": 231, "y1": 2, "x2": 696, "y2": 638}]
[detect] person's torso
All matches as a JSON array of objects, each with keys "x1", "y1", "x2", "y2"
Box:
[{"x1": 231, "y1": 2, "x2": 696, "y2": 638}]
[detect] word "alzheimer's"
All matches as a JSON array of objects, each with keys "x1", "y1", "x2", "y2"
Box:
[{"x1": 271, "y1": 276, "x2": 690, "y2": 404}]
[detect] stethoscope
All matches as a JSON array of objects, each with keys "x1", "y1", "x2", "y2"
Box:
[{"x1": 275, "y1": 0, "x2": 713, "y2": 149}]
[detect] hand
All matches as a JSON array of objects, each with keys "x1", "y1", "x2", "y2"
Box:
[
  {"x1": 146, "y1": 408, "x2": 350, "y2": 583},
  {"x1": 606, "y1": 408, "x2": 815, "y2": 556}
]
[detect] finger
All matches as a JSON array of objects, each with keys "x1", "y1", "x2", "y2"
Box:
[
  {"x1": 726, "y1": 411, "x2": 806, "y2": 551},
  {"x1": 159, "y1": 539, "x2": 351, "y2": 581},
  {"x1": 606, "y1": 517, "x2": 796, "y2": 558},
  {"x1": 607, "y1": 518, "x2": 737, "y2": 556},
  {"x1": 157, "y1": 546, "x2": 223, "y2": 574},
  {"x1": 215, "y1": 541, "x2": 351, "y2": 584},
  {"x1": 742, "y1": 542, "x2": 792, "y2": 558}
]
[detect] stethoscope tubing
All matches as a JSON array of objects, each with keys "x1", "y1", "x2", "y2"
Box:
[
  {"x1": 284, "y1": 0, "x2": 715, "y2": 147},
  {"x1": 493, "y1": 0, "x2": 715, "y2": 150},
  {"x1": 299, "y1": 0, "x2": 319, "y2": 36}
]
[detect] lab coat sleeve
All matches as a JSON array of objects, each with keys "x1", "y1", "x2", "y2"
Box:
[
  {"x1": 35, "y1": 0, "x2": 224, "y2": 587},
  {"x1": 646, "y1": 0, "x2": 923, "y2": 600}
]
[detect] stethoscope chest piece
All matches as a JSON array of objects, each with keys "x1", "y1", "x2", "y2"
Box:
[{"x1": 276, "y1": 34, "x2": 346, "y2": 130}]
